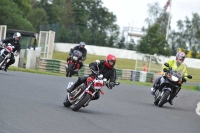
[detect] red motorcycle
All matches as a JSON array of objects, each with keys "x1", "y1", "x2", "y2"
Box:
[
  {"x1": 63, "y1": 60, "x2": 120, "y2": 111},
  {"x1": 66, "y1": 50, "x2": 83, "y2": 77}
]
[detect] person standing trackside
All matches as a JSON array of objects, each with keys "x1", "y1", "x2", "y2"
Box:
[{"x1": 143, "y1": 63, "x2": 148, "y2": 72}]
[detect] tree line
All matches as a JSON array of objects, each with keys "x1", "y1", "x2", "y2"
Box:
[
  {"x1": 136, "y1": 2, "x2": 200, "y2": 58},
  {"x1": 0, "y1": 0, "x2": 199, "y2": 58}
]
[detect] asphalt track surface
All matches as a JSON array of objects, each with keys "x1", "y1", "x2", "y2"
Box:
[{"x1": 0, "y1": 71, "x2": 200, "y2": 133}]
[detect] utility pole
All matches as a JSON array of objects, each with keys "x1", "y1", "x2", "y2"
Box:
[{"x1": 165, "y1": 0, "x2": 172, "y2": 41}]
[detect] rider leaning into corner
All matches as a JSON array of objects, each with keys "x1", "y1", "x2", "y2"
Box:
[
  {"x1": 151, "y1": 51, "x2": 188, "y2": 105},
  {"x1": 66, "y1": 42, "x2": 87, "y2": 70},
  {"x1": 0, "y1": 32, "x2": 21, "y2": 72},
  {"x1": 67, "y1": 54, "x2": 117, "y2": 100}
]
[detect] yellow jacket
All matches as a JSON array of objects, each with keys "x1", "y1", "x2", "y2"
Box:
[{"x1": 163, "y1": 59, "x2": 188, "y2": 78}]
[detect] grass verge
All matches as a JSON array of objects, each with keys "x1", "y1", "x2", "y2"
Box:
[
  {"x1": 8, "y1": 66, "x2": 199, "y2": 91},
  {"x1": 53, "y1": 52, "x2": 200, "y2": 83}
]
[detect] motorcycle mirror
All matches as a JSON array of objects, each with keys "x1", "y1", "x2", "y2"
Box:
[
  {"x1": 164, "y1": 62, "x2": 169, "y2": 67},
  {"x1": 187, "y1": 75, "x2": 192, "y2": 79},
  {"x1": 96, "y1": 60, "x2": 100, "y2": 64},
  {"x1": 163, "y1": 68, "x2": 168, "y2": 72}
]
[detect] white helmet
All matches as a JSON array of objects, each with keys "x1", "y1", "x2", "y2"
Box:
[
  {"x1": 79, "y1": 42, "x2": 85, "y2": 49},
  {"x1": 13, "y1": 32, "x2": 21, "y2": 41},
  {"x1": 79, "y1": 42, "x2": 85, "y2": 46}
]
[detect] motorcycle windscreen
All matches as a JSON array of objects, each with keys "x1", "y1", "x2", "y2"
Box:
[
  {"x1": 170, "y1": 62, "x2": 187, "y2": 80},
  {"x1": 73, "y1": 50, "x2": 82, "y2": 58}
]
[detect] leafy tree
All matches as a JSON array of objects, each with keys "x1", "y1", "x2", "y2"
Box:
[
  {"x1": 144, "y1": 2, "x2": 169, "y2": 35},
  {"x1": 27, "y1": 8, "x2": 48, "y2": 32},
  {"x1": 191, "y1": 46, "x2": 197, "y2": 58},
  {"x1": 168, "y1": 13, "x2": 200, "y2": 57},
  {"x1": 0, "y1": 0, "x2": 34, "y2": 31},
  {"x1": 137, "y1": 24, "x2": 170, "y2": 56},
  {"x1": 117, "y1": 36, "x2": 125, "y2": 49},
  {"x1": 13, "y1": 0, "x2": 31, "y2": 17},
  {"x1": 127, "y1": 39, "x2": 136, "y2": 50}
]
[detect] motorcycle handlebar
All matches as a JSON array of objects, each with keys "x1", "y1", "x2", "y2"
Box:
[{"x1": 90, "y1": 68, "x2": 99, "y2": 75}]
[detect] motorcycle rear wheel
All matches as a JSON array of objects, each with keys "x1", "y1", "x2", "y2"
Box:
[
  {"x1": 72, "y1": 93, "x2": 91, "y2": 111},
  {"x1": 158, "y1": 90, "x2": 170, "y2": 107}
]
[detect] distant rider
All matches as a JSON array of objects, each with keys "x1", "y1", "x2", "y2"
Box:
[
  {"x1": 0, "y1": 32, "x2": 21, "y2": 71},
  {"x1": 66, "y1": 42, "x2": 87, "y2": 70}
]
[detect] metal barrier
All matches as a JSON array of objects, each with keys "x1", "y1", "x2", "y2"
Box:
[{"x1": 38, "y1": 58, "x2": 155, "y2": 82}]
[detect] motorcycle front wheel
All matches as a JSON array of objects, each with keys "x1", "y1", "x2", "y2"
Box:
[
  {"x1": 154, "y1": 90, "x2": 160, "y2": 105},
  {"x1": 66, "y1": 63, "x2": 74, "y2": 77},
  {"x1": 72, "y1": 93, "x2": 91, "y2": 111},
  {"x1": 158, "y1": 90, "x2": 170, "y2": 107}
]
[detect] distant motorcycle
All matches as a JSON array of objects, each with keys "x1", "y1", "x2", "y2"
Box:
[
  {"x1": 66, "y1": 50, "x2": 83, "y2": 77},
  {"x1": 153, "y1": 62, "x2": 192, "y2": 107},
  {"x1": 0, "y1": 43, "x2": 14, "y2": 71},
  {"x1": 63, "y1": 60, "x2": 120, "y2": 111}
]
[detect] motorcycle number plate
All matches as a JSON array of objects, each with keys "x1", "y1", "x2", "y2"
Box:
[
  {"x1": 73, "y1": 56, "x2": 78, "y2": 60},
  {"x1": 94, "y1": 80, "x2": 104, "y2": 89}
]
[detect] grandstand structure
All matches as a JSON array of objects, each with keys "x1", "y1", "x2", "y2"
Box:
[{"x1": 122, "y1": 26, "x2": 145, "y2": 43}]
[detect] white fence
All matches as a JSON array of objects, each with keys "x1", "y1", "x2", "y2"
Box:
[{"x1": 54, "y1": 43, "x2": 200, "y2": 69}]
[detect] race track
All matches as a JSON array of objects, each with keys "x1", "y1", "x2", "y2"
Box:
[{"x1": 0, "y1": 71, "x2": 200, "y2": 133}]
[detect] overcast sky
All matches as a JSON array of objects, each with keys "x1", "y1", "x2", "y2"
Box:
[{"x1": 101, "y1": 0, "x2": 200, "y2": 32}]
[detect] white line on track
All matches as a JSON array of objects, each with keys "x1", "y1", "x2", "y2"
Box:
[{"x1": 195, "y1": 102, "x2": 200, "y2": 116}]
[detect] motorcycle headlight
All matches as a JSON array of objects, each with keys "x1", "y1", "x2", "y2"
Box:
[
  {"x1": 98, "y1": 74, "x2": 103, "y2": 79},
  {"x1": 171, "y1": 75, "x2": 178, "y2": 82},
  {"x1": 73, "y1": 56, "x2": 78, "y2": 60}
]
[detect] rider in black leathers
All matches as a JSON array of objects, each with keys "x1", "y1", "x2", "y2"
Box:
[
  {"x1": 67, "y1": 54, "x2": 117, "y2": 100},
  {"x1": 0, "y1": 32, "x2": 21, "y2": 71},
  {"x1": 66, "y1": 42, "x2": 87, "y2": 70}
]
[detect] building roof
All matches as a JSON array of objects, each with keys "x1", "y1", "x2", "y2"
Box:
[{"x1": 7, "y1": 29, "x2": 37, "y2": 37}]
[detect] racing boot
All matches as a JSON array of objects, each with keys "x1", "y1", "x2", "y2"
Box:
[
  {"x1": 4, "y1": 66, "x2": 8, "y2": 72},
  {"x1": 169, "y1": 99, "x2": 173, "y2": 105},
  {"x1": 151, "y1": 87, "x2": 155, "y2": 95}
]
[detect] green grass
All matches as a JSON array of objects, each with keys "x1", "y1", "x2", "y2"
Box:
[
  {"x1": 181, "y1": 85, "x2": 198, "y2": 91},
  {"x1": 9, "y1": 66, "x2": 64, "y2": 76},
  {"x1": 53, "y1": 51, "x2": 200, "y2": 83}
]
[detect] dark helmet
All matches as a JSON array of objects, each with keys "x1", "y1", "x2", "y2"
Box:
[{"x1": 104, "y1": 54, "x2": 116, "y2": 68}]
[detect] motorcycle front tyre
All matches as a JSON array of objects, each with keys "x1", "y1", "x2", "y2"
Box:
[
  {"x1": 66, "y1": 63, "x2": 74, "y2": 77},
  {"x1": 72, "y1": 93, "x2": 91, "y2": 111},
  {"x1": 158, "y1": 90, "x2": 170, "y2": 107}
]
